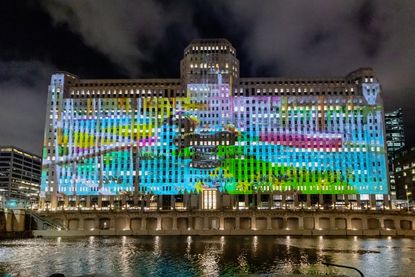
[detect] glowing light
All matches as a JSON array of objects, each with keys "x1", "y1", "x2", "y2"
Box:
[{"x1": 41, "y1": 66, "x2": 388, "y2": 201}]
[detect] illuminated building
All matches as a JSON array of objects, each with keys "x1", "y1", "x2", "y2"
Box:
[
  {"x1": 385, "y1": 108, "x2": 405, "y2": 200},
  {"x1": 393, "y1": 146, "x2": 415, "y2": 204},
  {"x1": 40, "y1": 39, "x2": 389, "y2": 210},
  {"x1": 0, "y1": 146, "x2": 41, "y2": 208}
]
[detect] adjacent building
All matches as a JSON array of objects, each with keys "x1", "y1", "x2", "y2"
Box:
[
  {"x1": 0, "y1": 146, "x2": 41, "y2": 208},
  {"x1": 393, "y1": 146, "x2": 415, "y2": 204},
  {"x1": 40, "y1": 39, "x2": 389, "y2": 210},
  {"x1": 385, "y1": 108, "x2": 406, "y2": 200}
]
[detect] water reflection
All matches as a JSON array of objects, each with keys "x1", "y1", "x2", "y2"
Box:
[{"x1": 0, "y1": 236, "x2": 414, "y2": 276}]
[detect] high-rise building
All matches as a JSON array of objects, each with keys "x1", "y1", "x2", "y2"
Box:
[
  {"x1": 385, "y1": 108, "x2": 405, "y2": 200},
  {"x1": 0, "y1": 146, "x2": 41, "y2": 208},
  {"x1": 40, "y1": 39, "x2": 389, "y2": 210},
  {"x1": 393, "y1": 146, "x2": 415, "y2": 204}
]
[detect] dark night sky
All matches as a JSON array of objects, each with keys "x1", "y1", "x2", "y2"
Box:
[{"x1": 1, "y1": 0, "x2": 415, "y2": 155}]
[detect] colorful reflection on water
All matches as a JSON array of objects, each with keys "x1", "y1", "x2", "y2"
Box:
[{"x1": 0, "y1": 236, "x2": 414, "y2": 276}]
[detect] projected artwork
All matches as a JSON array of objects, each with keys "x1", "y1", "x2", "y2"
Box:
[{"x1": 41, "y1": 82, "x2": 388, "y2": 196}]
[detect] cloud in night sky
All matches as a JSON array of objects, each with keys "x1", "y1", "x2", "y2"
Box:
[
  {"x1": 0, "y1": 60, "x2": 55, "y2": 154},
  {"x1": 42, "y1": 0, "x2": 198, "y2": 76},
  {"x1": 1, "y1": 0, "x2": 415, "y2": 154}
]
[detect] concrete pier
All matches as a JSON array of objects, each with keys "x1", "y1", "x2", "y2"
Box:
[
  {"x1": 0, "y1": 209, "x2": 27, "y2": 232},
  {"x1": 32, "y1": 209, "x2": 415, "y2": 237}
]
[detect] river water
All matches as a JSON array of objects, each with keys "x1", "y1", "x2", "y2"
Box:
[{"x1": 0, "y1": 236, "x2": 413, "y2": 276}]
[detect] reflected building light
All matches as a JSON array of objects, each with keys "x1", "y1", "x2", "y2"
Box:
[
  {"x1": 186, "y1": 235, "x2": 192, "y2": 254},
  {"x1": 153, "y1": 236, "x2": 161, "y2": 255},
  {"x1": 89, "y1": 236, "x2": 95, "y2": 246},
  {"x1": 252, "y1": 236, "x2": 258, "y2": 254}
]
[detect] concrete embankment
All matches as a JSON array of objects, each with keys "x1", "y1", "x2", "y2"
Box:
[
  {"x1": 32, "y1": 209, "x2": 415, "y2": 237},
  {"x1": 0, "y1": 209, "x2": 33, "y2": 238}
]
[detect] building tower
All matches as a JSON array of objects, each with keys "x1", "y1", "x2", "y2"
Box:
[{"x1": 385, "y1": 108, "x2": 405, "y2": 200}]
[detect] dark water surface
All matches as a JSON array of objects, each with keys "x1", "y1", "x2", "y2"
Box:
[{"x1": 0, "y1": 236, "x2": 414, "y2": 276}]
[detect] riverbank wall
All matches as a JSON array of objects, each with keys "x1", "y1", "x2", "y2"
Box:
[
  {"x1": 0, "y1": 209, "x2": 33, "y2": 238},
  {"x1": 32, "y1": 209, "x2": 415, "y2": 237}
]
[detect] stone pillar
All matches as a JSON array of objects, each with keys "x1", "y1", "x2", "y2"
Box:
[
  {"x1": 268, "y1": 193, "x2": 273, "y2": 209},
  {"x1": 109, "y1": 196, "x2": 114, "y2": 209},
  {"x1": 141, "y1": 217, "x2": 147, "y2": 231},
  {"x1": 362, "y1": 217, "x2": 368, "y2": 230},
  {"x1": 171, "y1": 195, "x2": 175, "y2": 210},
  {"x1": 219, "y1": 216, "x2": 225, "y2": 230},
  {"x1": 380, "y1": 218, "x2": 385, "y2": 229},
  {"x1": 133, "y1": 193, "x2": 139, "y2": 206},
  {"x1": 344, "y1": 195, "x2": 349, "y2": 207},
  {"x1": 266, "y1": 217, "x2": 272, "y2": 230},
  {"x1": 330, "y1": 217, "x2": 336, "y2": 230},
  {"x1": 172, "y1": 216, "x2": 177, "y2": 230},
  {"x1": 64, "y1": 196, "x2": 69, "y2": 208},
  {"x1": 51, "y1": 193, "x2": 58, "y2": 209},
  {"x1": 62, "y1": 218, "x2": 69, "y2": 230},
  {"x1": 157, "y1": 196, "x2": 162, "y2": 211},
  {"x1": 78, "y1": 218, "x2": 84, "y2": 231},
  {"x1": 318, "y1": 194, "x2": 324, "y2": 208},
  {"x1": 332, "y1": 195, "x2": 336, "y2": 209},
  {"x1": 98, "y1": 196, "x2": 102, "y2": 208},
  {"x1": 356, "y1": 195, "x2": 361, "y2": 209},
  {"x1": 256, "y1": 191, "x2": 261, "y2": 209},
  {"x1": 184, "y1": 193, "x2": 189, "y2": 210},
  {"x1": 123, "y1": 217, "x2": 131, "y2": 231},
  {"x1": 370, "y1": 195, "x2": 376, "y2": 209},
  {"x1": 203, "y1": 216, "x2": 209, "y2": 230},
  {"x1": 346, "y1": 217, "x2": 352, "y2": 230},
  {"x1": 86, "y1": 196, "x2": 91, "y2": 208},
  {"x1": 235, "y1": 216, "x2": 240, "y2": 230},
  {"x1": 121, "y1": 195, "x2": 126, "y2": 208},
  {"x1": 298, "y1": 217, "x2": 304, "y2": 230},
  {"x1": 315, "y1": 217, "x2": 320, "y2": 230},
  {"x1": 198, "y1": 193, "x2": 203, "y2": 210},
  {"x1": 386, "y1": 194, "x2": 392, "y2": 209},
  {"x1": 294, "y1": 193, "x2": 299, "y2": 208},
  {"x1": 110, "y1": 217, "x2": 115, "y2": 231},
  {"x1": 5, "y1": 210, "x2": 13, "y2": 232},
  {"x1": 283, "y1": 217, "x2": 288, "y2": 229},
  {"x1": 75, "y1": 196, "x2": 80, "y2": 208},
  {"x1": 216, "y1": 192, "x2": 222, "y2": 210},
  {"x1": 244, "y1": 194, "x2": 249, "y2": 208},
  {"x1": 140, "y1": 196, "x2": 145, "y2": 212},
  {"x1": 251, "y1": 215, "x2": 257, "y2": 230},
  {"x1": 307, "y1": 194, "x2": 311, "y2": 208},
  {"x1": 156, "y1": 217, "x2": 162, "y2": 231},
  {"x1": 282, "y1": 193, "x2": 286, "y2": 209},
  {"x1": 188, "y1": 217, "x2": 193, "y2": 230},
  {"x1": 12, "y1": 210, "x2": 26, "y2": 232},
  {"x1": 394, "y1": 219, "x2": 401, "y2": 230}
]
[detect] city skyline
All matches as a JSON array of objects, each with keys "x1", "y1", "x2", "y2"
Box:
[{"x1": 1, "y1": 1, "x2": 415, "y2": 155}]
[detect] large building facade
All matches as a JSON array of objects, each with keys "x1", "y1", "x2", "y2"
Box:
[
  {"x1": 385, "y1": 108, "x2": 405, "y2": 200},
  {"x1": 0, "y1": 146, "x2": 41, "y2": 208},
  {"x1": 393, "y1": 146, "x2": 415, "y2": 204},
  {"x1": 40, "y1": 39, "x2": 389, "y2": 210}
]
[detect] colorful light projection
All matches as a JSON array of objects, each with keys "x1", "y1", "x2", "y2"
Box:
[{"x1": 41, "y1": 82, "x2": 388, "y2": 196}]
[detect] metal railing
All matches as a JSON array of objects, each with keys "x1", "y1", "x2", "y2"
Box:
[{"x1": 25, "y1": 209, "x2": 67, "y2": 231}]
